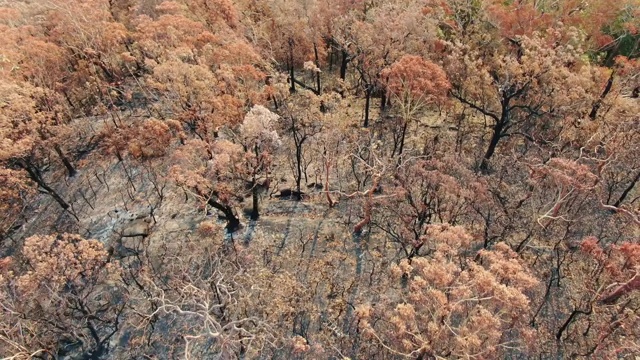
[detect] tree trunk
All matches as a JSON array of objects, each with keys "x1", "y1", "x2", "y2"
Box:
[
  {"x1": 613, "y1": 169, "x2": 640, "y2": 208},
  {"x1": 54, "y1": 144, "x2": 77, "y2": 177},
  {"x1": 380, "y1": 90, "x2": 387, "y2": 111},
  {"x1": 363, "y1": 85, "x2": 372, "y2": 128},
  {"x1": 556, "y1": 307, "x2": 592, "y2": 340},
  {"x1": 288, "y1": 40, "x2": 296, "y2": 93},
  {"x1": 17, "y1": 159, "x2": 72, "y2": 211},
  {"x1": 251, "y1": 185, "x2": 259, "y2": 220},
  {"x1": 314, "y1": 43, "x2": 321, "y2": 95},
  {"x1": 289, "y1": 64, "x2": 296, "y2": 93},
  {"x1": 62, "y1": 90, "x2": 76, "y2": 110},
  {"x1": 295, "y1": 144, "x2": 303, "y2": 201},
  {"x1": 120, "y1": 160, "x2": 137, "y2": 192},
  {"x1": 43, "y1": 185, "x2": 70, "y2": 211},
  {"x1": 208, "y1": 198, "x2": 240, "y2": 231},
  {"x1": 589, "y1": 71, "x2": 615, "y2": 120},
  {"x1": 329, "y1": 50, "x2": 334, "y2": 71},
  {"x1": 340, "y1": 49, "x2": 349, "y2": 80},
  {"x1": 93, "y1": 57, "x2": 116, "y2": 84},
  {"x1": 480, "y1": 120, "x2": 504, "y2": 171},
  {"x1": 397, "y1": 119, "x2": 409, "y2": 157}
]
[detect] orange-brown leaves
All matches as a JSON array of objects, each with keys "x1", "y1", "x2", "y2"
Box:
[
  {"x1": 426, "y1": 223, "x2": 473, "y2": 255},
  {"x1": 0, "y1": 233, "x2": 124, "y2": 355},
  {"x1": 486, "y1": 0, "x2": 552, "y2": 38},
  {"x1": 0, "y1": 82, "x2": 42, "y2": 161},
  {"x1": 360, "y1": 227, "x2": 539, "y2": 358},
  {"x1": 17, "y1": 233, "x2": 112, "y2": 293},
  {"x1": 135, "y1": 11, "x2": 214, "y2": 61},
  {"x1": 377, "y1": 156, "x2": 489, "y2": 253},
  {"x1": 170, "y1": 138, "x2": 244, "y2": 205},
  {"x1": 128, "y1": 118, "x2": 173, "y2": 159},
  {"x1": 183, "y1": 0, "x2": 240, "y2": 29},
  {"x1": 100, "y1": 117, "x2": 178, "y2": 163},
  {"x1": 0, "y1": 168, "x2": 32, "y2": 236},
  {"x1": 530, "y1": 158, "x2": 598, "y2": 192},
  {"x1": 381, "y1": 55, "x2": 450, "y2": 106}
]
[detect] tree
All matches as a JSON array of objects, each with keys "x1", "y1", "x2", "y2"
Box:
[
  {"x1": 546, "y1": 237, "x2": 640, "y2": 357},
  {"x1": 0, "y1": 28, "x2": 80, "y2": 177},
  {"x1": 2, "y1": 0, "x2": 640, "y2": 357},
  {"x1": 278, "y1": 90, "x2": 324, "y2": 200},
  {"x1": 252, "y1": 0, "x2": 318, "y2": 93},
  {"x1": 0, "y1": 81, "x2": 75, "y2": 214},
  {"x1": 332, "y1": 0, "x2": 441, "y2": 126},
  {"x1": 98, "y1": 117, "x2": 177, "y2": 203},
  {"x1": 447, "y1": 30, "x2": 603, "y2": 171},
  {"x1": 381, "y1": 55, "x2": 450, "y2": 157},
  {"x1": 170, "y1": 139, "x2": 245, "y2": 231},
  {"x1": 357, "y1": 228, "x2": 539, "y2": 358},
  {"x1": 237, "y1": 105, "x2": 281, "y2": 220},
  {"x1": 0, "y1": 233, "x2": 126, "y2": 358},
  {"x1": 135, "y1": 3, "x2": 266, "y2": 132},
  {"x1": 0, "y1": 169, "x2": 33, "y2": 241},
  {"x1": 37, "y1": 0, "x2": 131, "y2": 115},
  {"x1": 372, "y1": 156, "x2": 489, "y2": 259}
]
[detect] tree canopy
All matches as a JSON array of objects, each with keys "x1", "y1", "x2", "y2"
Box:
[{"x1": 0, "y1": 0, "x2": 639, "y2": 358}]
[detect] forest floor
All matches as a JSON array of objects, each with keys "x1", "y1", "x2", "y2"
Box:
[{"x1": 1, "y1": 98, "x2": 492, "y2": 357}]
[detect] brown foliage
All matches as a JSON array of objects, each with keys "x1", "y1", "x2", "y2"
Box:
[
  {"x1": 358, "y1": 230, "x2": 539, "y2": 358},
  {"x1": 381, "y1": 55, "x2": 450, "y2": 107},
  {"x1": 1, "y1": 0, "x2": 640, "y2": 358},
  {"x1": 0, "y1": 234, "x2": 124, "y2": 358}
]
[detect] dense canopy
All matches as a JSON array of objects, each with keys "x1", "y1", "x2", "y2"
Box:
[{"x1": 0, "y1": 0, "x2": 639, "y2": 358}]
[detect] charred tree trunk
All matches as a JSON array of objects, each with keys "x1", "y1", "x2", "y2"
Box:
[
  {"x1": 556, "y1": 307, "x2": 592, "y2": 340},
  {"x1": 289, "y1": 64, "x2": 296, "y2": 93},
  {"x1": 295, "y1": 143, "x2": 304, "y2": 201},
  {"x1": 251, "y1": 185, "x2": 259, "y2": 220},
  {"x1": 288, "y1": 116, "x2": 309, "y2": 202},
  {"x1": 613, "y1": 169, "x2": 640, "y2": 208},
  {"x1": 92, "y1": 57, "x2": 117, "y2": 84},
  {"x1": 363, "y1": 85, "x2": 372, "y2": 128},
  {"x1": 340, "y1": 49, "x2": 349, "y2": 80},
  {"x1": 480, "y1": 120, "x2": 504, "y2": 172},
  {"x1": 397, "y1": 119, "x2": 409, "y2": 157},
  {"x1": 62, "y1": 90, "x2": 76, "y2": 111},
  {"x1": 451, "y1": 82, "x2": 529, "y2": 173},
  {"x1": 589, "y1": 71, "x2": 615, "y2": 120},
  {"x1": 120, "y1": 160, "x2": 137, "y2": 192},
  {"x1": 208, "y1": 198, "x2": 240, "y2": 231},
  {"x1": 329, "y1": 49, "x2": 335, "y2": 72},
  {"x1": 480, "y1": 95, "x2": 512, "y2": 172},
  {"x1": 289, "y1": 40, "x2": 296, "y2": 93},
  {"x1": 16, "y1": 159, "x2": 75, "y2": 216},
  {"x1": 54, "y1": 144, "x2": 77, "y2": 177}
]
